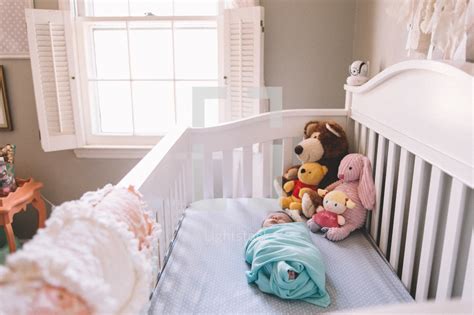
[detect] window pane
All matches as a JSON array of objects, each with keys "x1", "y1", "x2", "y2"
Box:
[
  {"x1": 96, "y1": 81, "x2": 133, "y2": 133},
  {"x1": 176, "y1": 81, "x2": 218, "y2": 127},
  {"x1": 130, "y1": 0, "x2": 173, "y2": 16},
  {"x1": 88, "y1": 0, "x2": 217, "y2": 16},
  {"x1": 132, "y1": 81, "x2": 175, "y2": 134},
  {"x1": 129, "y1": 23, "x2": 173, "y2": 79},
  {"x1": 93, "y1": 28, "x2": 129, "y2": 78},
  {"x1": 174, "y1": 0, "x2": 218, "y2": 16},
  {"x1": 174, "y1": 24, "x2": 217, "y2": 80},
  {"x1": 92, "y1": 0, "x2": 129, "y2": 16}
]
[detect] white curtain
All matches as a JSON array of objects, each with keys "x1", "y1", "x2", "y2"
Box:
[
  {"x1": 387, "y1": 0, "x2": 472, "y2": 60},
  {"x1": 225, "y1": 0, "x2": 260, "y2": 9}
]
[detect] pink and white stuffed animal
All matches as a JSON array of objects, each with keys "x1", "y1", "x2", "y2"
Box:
[{"x1": 303, "y1": 153, "x2": 376, "y2": 241}]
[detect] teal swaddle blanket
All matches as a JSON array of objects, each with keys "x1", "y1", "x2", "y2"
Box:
[{"x1": 245, "y1": 222, "x2": 330, "y2": 307}]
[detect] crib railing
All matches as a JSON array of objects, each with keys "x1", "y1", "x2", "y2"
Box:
[
  {"x1": 346, "y1": 61, "x2": 473, "y2": 303},
  {"x1": 191, "y1": 109, "x2": 347, "y2": 200},
  {"x1": 120, "y1": 60, "x2": 473, "y2": 310},
  {"x1": 353, "y1": 118, "x2": 472, "y2": 302},
  {"x1": 120, "y1": 126, "x2": 192, "y2": 266},
  {"x1": 120, "y1": 109, "x2": 348, "y2": 267}
]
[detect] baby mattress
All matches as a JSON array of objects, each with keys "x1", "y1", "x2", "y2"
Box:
[{"x1": 149, "y1": 198, "x2": 413, "y2": 314}]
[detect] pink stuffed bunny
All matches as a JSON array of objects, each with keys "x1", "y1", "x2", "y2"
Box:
[{"x1": 306, "y1": 153, "x2": 376, "y2": 241}]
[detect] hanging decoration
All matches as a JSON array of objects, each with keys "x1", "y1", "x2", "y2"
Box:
[{"x1": 387, "y1": 0, "x2": 472, "y2": 60}]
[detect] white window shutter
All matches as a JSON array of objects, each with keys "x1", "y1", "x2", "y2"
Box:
[
  {"x1": 25, "y1": 9, "x2": 83, "y2": 152},
  {"x1": 223, "y1": 6, "x2": 264, "y2": 121}
]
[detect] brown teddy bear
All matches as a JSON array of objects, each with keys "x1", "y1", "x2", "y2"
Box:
[{"x1": 282, "y1": 121, "x2": 348, "y2": 218}]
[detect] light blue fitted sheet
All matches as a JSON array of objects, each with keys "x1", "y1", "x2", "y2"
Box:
[{"x1": 149, "y1": 198, "x2": 413, "y2": 314}]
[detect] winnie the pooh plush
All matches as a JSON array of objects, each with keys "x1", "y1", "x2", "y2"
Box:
[
  {"x1": 279, "y1": 162, "x2": 328, "y2": 222},
  {"x1": 307, "y1": 189, "x2": 355, "y2": 233}
]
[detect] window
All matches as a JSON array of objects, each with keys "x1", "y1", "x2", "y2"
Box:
[
  {"x1": 78, "y1": 0, "x2": 220, "y2": 145},
  {"x1": 25, "y1": 2, "x2": 264, "y2": 155}
]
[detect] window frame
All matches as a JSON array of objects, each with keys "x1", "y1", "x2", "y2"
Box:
[{"x1": 70, "y1": 0, "x2": 225, "y2": 147}]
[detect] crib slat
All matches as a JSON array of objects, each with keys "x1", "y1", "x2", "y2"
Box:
[
  {"x1": 261, "y1": 141, "x2": 272, "y2": 198},
  {"x1": 379, "y1": 141, "x2": 399, "y2": 255},
  {"x1": 390, "y1": 148, "x2": 413, "y2": 271},
  {"x1": 179, "y1": 166, "x2": 185, "y2": 210},
  {"x1": 170, "y1": 186, "x2": 177, "y2": 234},
  {"x1": 174, "y1": 180, "x2": 180, "y2": 228},
  {"x1": 185, "y1": 157, "x2": 193, "y2": 204},
  {"x1": 163, "y1": 196, "x2": 171, "y2": 250},
  {"x1": 202, "y1": 151, "x2": 214, "y2": 199},
  {"x1": 242, "y1": 145, "x2": 253, "y2": 197},
  {"x1": 436, "y1": 179, "x2": 467, "y2": 300},
  {"x1": 416, "y1": 166, "x2": 445, "y2": 301},
  {"x1": 157, "y1": 200, "x2": 166, "y2": 266},
  {"x1": 401, "y1": 157, "x2": 428, "y2": 291},
  {"x1": 222, "y1": 150, "x2": 233, "y2": 198},
  {"x1": 232, "y1": 151, "x2": 242, "y2": 198},
  {"x1": 359, "y1": 125, "x2": 367, "y2": 155},
  {"x1": 181, "y1": 166, "x2": 188, "y2": 212},
  {"x1": 366, "y1": 129, "x2": 377, "y2": 171},
  {"x1": 354, "y1": 121, "x2": 360, "y2": 153},
  {"x1": 371, "y1": 134, "x2": 386, "y2": 242},
  {"x1": 364, "y1": 129, "x2": 377, "y2": 232},
  {"x1": 462, "y1": 230, "x2": 473, "y2": 300},
  {"x1": 179, "y1": 167, "x2": 186, "y2": 212},
  {"x1": 281, "y1": 137, "x2": 293, "y2": 175}
]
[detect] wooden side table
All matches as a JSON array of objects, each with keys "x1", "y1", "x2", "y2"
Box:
[{"x1": 0, "y1": 178, "x2": 46, "y2": 253}]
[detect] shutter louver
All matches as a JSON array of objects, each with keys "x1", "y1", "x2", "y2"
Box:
[
  {"x1": 224, "y1": 7, "x2": 264, "y2": 121},
  {"x1": 26, "y1": 9, "x2": 82, "y2": 152}
]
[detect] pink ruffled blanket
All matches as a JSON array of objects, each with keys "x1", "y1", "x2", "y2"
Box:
[{"x1": 0, "y1": 185, "x2": 161, "y2": 315}]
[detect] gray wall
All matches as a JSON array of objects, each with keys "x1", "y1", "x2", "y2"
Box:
[
  {"x1": 1, "y1": 0, "x2": 138, "y2": 241},
  {"x1": 263, "y1": 0, "x2": 356, "y2": 109},
  {"x1": 3, "y1": 0, "x2": 471, "y2": 244},
  {"x1": 353, "y1": 0, "x2": 473, "y2": 76},
  {"x1": 0, "y1": 60, "x2": 138, "y2": 240},
  {"x1": 352, "y1": 0, "x2": 412, "y2": 76},
  {"x1": 1, "y1": 0, "x2": 358, "y2": 243}
]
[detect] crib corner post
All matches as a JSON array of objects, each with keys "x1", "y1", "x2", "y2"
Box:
[{"x1": 344, "y1": 90, "x2": 355, "y2": 153}]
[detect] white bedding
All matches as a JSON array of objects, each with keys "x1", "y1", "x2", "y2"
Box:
[{"x1": 150, "y1": 198, "x2": 413, "y2": 313}]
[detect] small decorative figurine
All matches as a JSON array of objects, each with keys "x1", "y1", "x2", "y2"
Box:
[{"x1": 0, "y1": 144, "x2": 17, "y2": 197}]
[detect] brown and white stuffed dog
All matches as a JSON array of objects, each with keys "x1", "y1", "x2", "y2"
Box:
[{"x1": 282, "y1": 121, "x2": 348, "y2": 219}]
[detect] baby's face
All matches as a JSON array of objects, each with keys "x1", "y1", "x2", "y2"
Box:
[{"x1": 262, "y1": 212, "x2": 292, "y2": 227}]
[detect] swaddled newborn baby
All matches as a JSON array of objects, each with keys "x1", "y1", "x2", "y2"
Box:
[
  {"x1": 262, "y1": 211, "x2": 293, "y2": 227},
  {"x1": 245, "y1": 211, "x2": 330, "y2": 307}
]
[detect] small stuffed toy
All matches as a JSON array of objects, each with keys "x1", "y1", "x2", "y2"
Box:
[
  {"x1": 0, "y1": 144, "x2": 16, "y2": 197},
  {"x1": 346, "y1": 60, "x2": 369, "y2": 86},
  {"x1": 0, "y1": 160, "x2": 16, "y2": 197},
  {"x1": 286, "y1": 121, "x2": 349, "y2": 219},
  {"x1": 307, "y1": 189, "x2": 355, "y2": 233},
  {"x1": 303, "y1": 153, "x2": 376, "y2": 241},
  {"x1": 279, "y1": 162, "x2": 328, "y2": 222}
]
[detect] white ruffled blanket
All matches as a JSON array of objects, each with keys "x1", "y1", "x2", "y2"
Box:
[{"x1": 0, "y1": 185, "x2": 161, "y2": 314}]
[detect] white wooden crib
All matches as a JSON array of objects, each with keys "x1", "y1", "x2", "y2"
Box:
[{"x1": 120, "y1": 60, "x2": 473, "y2": 312}]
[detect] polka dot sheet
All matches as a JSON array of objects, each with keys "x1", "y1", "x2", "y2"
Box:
[{"x1": 150, "y1": 198, "x2": 413, "y2": 314}]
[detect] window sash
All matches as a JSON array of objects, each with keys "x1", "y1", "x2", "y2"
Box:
[
  {"x1": 75, "y1": 15, "x2": 221, "y2": 145},
  {"x1": 77, "y1": 16, "x2": 218, "y2": 22},
  {"x1": 75, "y1": 0, "x2": 223, "y2": 18}
]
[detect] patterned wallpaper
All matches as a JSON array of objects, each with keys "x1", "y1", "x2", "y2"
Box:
[{"x1": 0, "y1": 0, "x2": 33, "y2": 58}]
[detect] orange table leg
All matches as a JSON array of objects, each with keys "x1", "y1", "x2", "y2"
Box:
[
  {"x1": 4, "y1": 223, "x2": 16, "y2": 253},
  {"x1": 32, "y1": 193, "x2": 47, "y2": 229}
]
